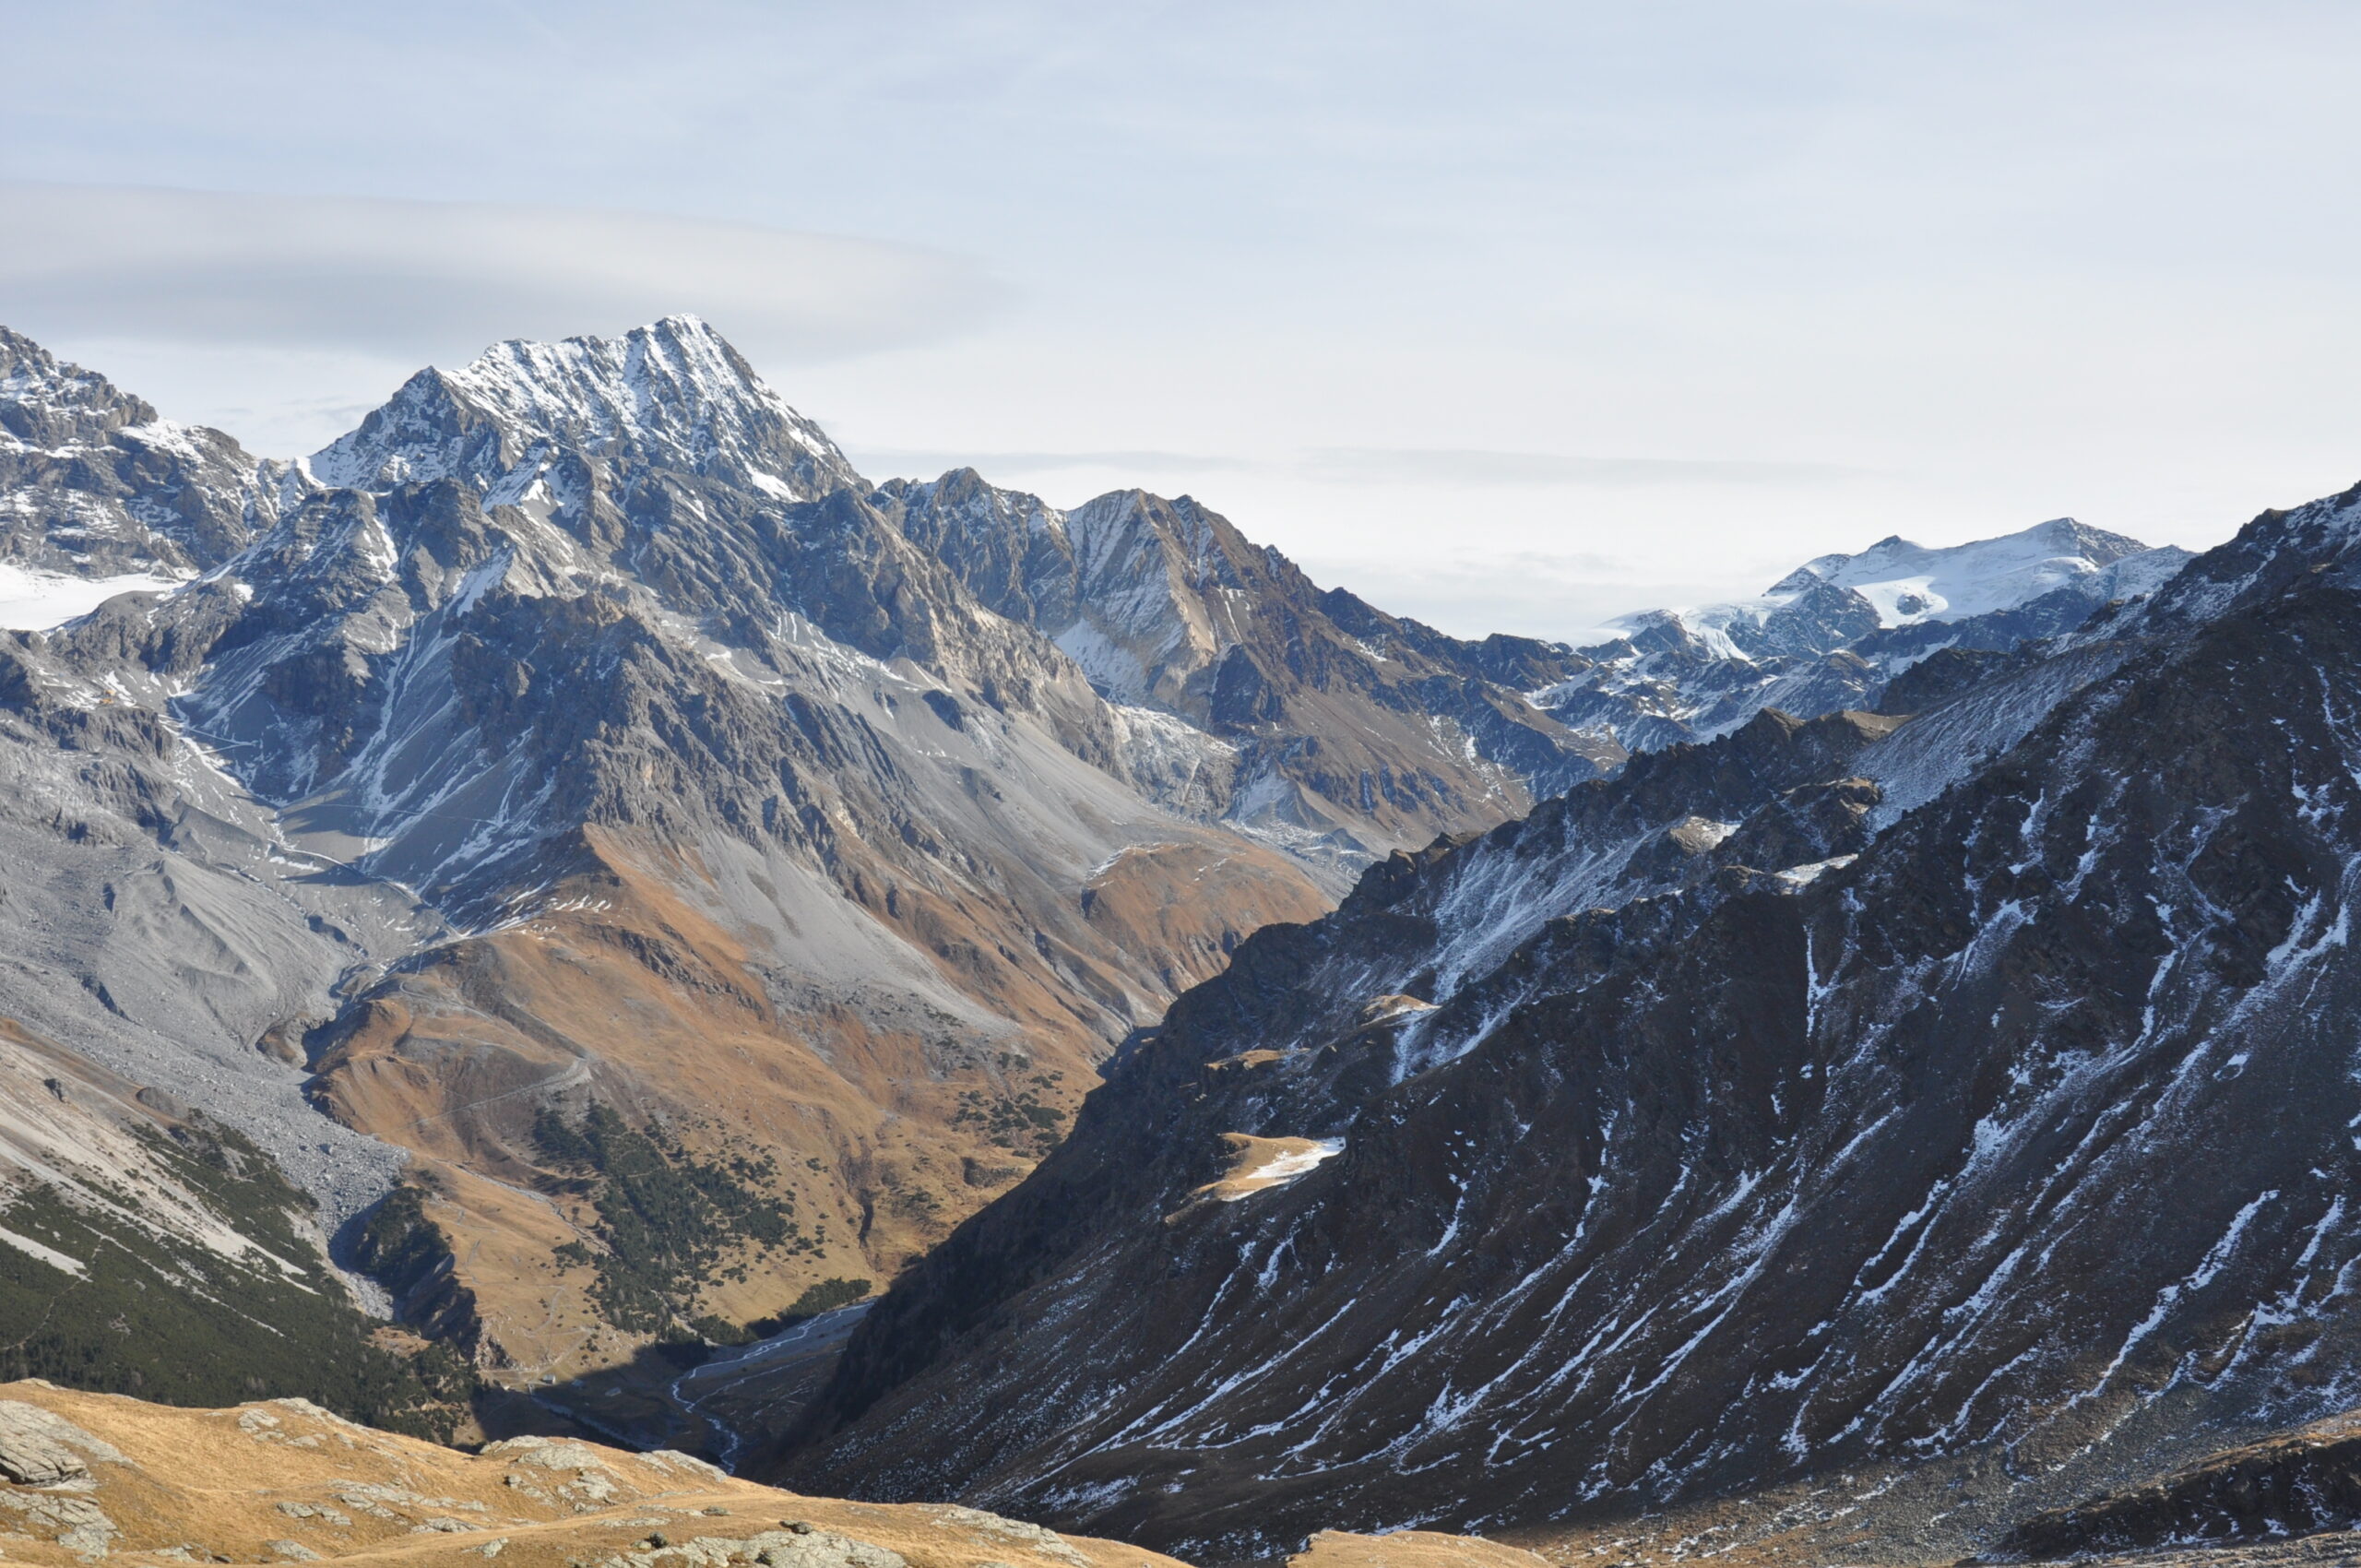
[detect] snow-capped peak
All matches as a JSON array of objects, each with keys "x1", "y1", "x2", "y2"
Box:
[
  {"x1": 308, "y1": 315, "x2": 863, "y2": 502},
  {"x1": 1766, "y1": 517, "x2": 2153, "y2": 627},
  {"x1": 0, "y1": 324, "x2": 160, "y2": 446}
]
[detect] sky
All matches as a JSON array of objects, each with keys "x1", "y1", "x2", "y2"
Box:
[{"x1": 6, "y1": 0, "x2": 2361, "y2": 641}]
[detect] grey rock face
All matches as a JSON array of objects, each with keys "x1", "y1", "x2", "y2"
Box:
[
  {"x1": 0, "y1": 327, "x2": 278, "y2": 577},
  {"x1": 884, "y1": 471, "x2": 1619, "y2": 861},
  {"x1": 0, "y1": 1399, "x2": 122, "y2": 1483}
]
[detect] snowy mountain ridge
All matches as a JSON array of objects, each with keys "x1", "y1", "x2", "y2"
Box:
[
  {"x1": 1623, "y1": 516, "x2": 2172, "y2": 658},
  {"x1": 1772, "y1": 516, "x2": 2157, "y2": 627},
  {"x1": 1529, "y1": 517, "x2": 2194, "y2": 751},
  {"x1": 309, "y1": 314, "x2": 861, "y2": 504},
  {"x1": 0, "y1": 325, "x2": 282, "y2": 587}
]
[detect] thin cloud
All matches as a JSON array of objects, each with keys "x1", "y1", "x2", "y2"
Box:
[
  {"x1": 0, "y1": 183, "x2": 1008, "y2": 366},
  {"x1": 1303, "y1": 549, "x2": 1773, "y2": 647},
  {"x1": 849, "y1": 445, "x2": 1864, "y2": 492},
  {"x1": 1301, "y1": 447, "x2": 1869, "y2": 488},
  {"x1": 848, "y1": 448, "x2": 1252, "y2": 481}
]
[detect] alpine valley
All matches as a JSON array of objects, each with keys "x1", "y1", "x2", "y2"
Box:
[{"x1": 8, "y1": 315, "x2": 2361, "y2": 1568}]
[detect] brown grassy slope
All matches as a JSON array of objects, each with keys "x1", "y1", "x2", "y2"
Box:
[
  {"x1": 1287, "y1": 1530, "x2": 1551, "y2": 1568},
  {"x1": 0, "y1": 1381, "x2": 1192, "y2": 1568},
  {"x1": 306, "y1": 826, "x2": 1330, "y2": 1380}
]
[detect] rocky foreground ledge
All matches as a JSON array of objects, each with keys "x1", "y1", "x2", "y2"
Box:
[
  {"x1": 0, "y1": 1381, "x2": 1178, "y2": 1568},
  {"x1": 0, "y1": 1383, "x2": 1557, "y2": 1568}
]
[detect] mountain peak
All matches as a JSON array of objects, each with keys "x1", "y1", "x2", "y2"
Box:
[
  {"x1": 1768, "y1": 515, "x2": 2161, "y2": 623},
  {"x1": 0, "y1": 324, "x2": 159, "y2": 446},
  {"x1": 309, "y1": 316, "x2": 862, "y2": 501}
]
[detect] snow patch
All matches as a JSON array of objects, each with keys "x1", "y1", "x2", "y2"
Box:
[{"x1": 0, "y1": 563, "x2": 185, "y2": 629}]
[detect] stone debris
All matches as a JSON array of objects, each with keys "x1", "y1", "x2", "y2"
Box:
[
  {"x1": 234, "y1": 1409, "x2": 325, "y2": 1451},
  {"x1": 0, "y1": 1489, "x2": 118, "y2": 1557},
  {"x1": 264, "y1": 1541, "x2": 318, "y2": 1562},
  {"x1": 484, "y1": 1437, "x2": 624, "y2": 1507}
]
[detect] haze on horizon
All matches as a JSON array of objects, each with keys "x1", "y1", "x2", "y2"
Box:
[{"x1": 5, "y1": 0, "x2": 2357, "y2": 643}]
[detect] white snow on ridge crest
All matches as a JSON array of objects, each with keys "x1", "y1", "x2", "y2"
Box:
[
  {"x1": 308, "y1": 315, "x2": 860, "y2": 502},
  {"x1": 1774, "y1": 517, "x2": 2158, "y2": 627},
  {"x1": 1620, "y1": 517, "x2": 2173, "y2": 649}
]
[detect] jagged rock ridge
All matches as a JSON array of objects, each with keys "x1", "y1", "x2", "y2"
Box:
[{"x1": 882, "y1": 471, "x2": 1619, "y2": 865}]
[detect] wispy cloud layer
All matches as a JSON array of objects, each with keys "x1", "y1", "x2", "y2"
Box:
[
  {"x1": 849, "y1": 445, "x2": 1859, "y2": 490},
  {"x1": 849, "y1": 448, "x2": 1252, "y2": 479},
  {"x1": 0, "y1": 183, "x2": 1005, "y2": 366}
]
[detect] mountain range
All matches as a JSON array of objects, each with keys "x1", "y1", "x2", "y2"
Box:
[{"x1": 10, "y1": 314, "x2": 2340, "y2": 1568}]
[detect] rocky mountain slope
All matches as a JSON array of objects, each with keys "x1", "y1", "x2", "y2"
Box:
[
  {"x1": 0, "y1": 318, "x2": 1353, "y2": 1391},
  {"x1": 777, "y1": 481, "x2": 2361, "y2": 1560},
  {"x1": 881, "y1": 473, "x2": 1618, "y2": 865},
  {"x1": 0, "y1": 318, "x2": 1714, "y2": 1414},
  {"x1": 0, "y1": 1023, "x2": 470, "y2": 1439},
  {"x1": 0, "y1": 315, "x2": 2215, "y2": 1473}
]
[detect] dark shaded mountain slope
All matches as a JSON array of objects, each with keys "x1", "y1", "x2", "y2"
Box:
[{"x1": 777, "y1": 483, "x2": 2361, "y2": 1559}]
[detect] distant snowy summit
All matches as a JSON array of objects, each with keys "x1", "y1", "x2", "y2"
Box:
[
  {"x1": 1750, "y1": 516, "x2": 2173, "y2": 632},
  {"x1": 1533, "y1": 517, "x2": 2193, "y2": 751}
]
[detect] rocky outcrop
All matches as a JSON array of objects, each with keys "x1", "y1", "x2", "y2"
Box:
[
  {"x1": 0, "y1": 1399, "x2": 121, "y2": 1483},
  {"x1": 0, "y1": 326, "x2": 277, "y2": 576}
]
